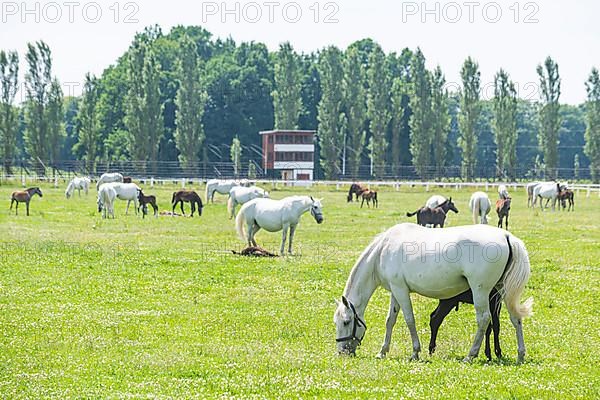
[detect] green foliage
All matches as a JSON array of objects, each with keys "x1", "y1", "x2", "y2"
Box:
[
  {"x1": 74, "y1": 74, "x2": 99, "y2": 172},
  {"x1": 175, "y1": 35, "x2": 207, "y2": 171},
  {"x1": 585, "y1": 68, "x2": 600, "y2": 182},
  {"x1": 431, "y1": 66, "x2": 450, "y2": 177},
  {"x1": 24, "y1": 41, "x2": 53, "y2": 174},
  {"x1": 272, "y1": 42, "x2": 302, "y2": 130},
  {"x1": 125, "y1": 35, "x2": 165, "y2": 171},
  {"x1": 367, "y1": 45, "x2": 392, "y2": 178},
  {"x1": 537, "y1": 56, "x2": 562, "y2": 179},
  {"x1": 46, "y1": 79, "x2": 64, "y2": 167},
  {"x1": 317, "y1": 46, "x2": 344, "y2": 179},
  {"x1": 0, "y1": 49, "x2": 19, "y2": 174},
  {"x1": 493, "y1": 69, "x2": 518, "y2": 178},
  {"x1": 408, "y1": 49, "x2": 432, "y2": 179},
  {"x1": 458, "y1": 57, "x2": 481, "y2": 180},
  {"x1": 343, "y1": 46, "x2": 367, "y2": 177}
]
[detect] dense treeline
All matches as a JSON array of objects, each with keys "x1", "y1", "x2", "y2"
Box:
[{"x1": 1, "y1": 25, "x2": 600, "y2": 181}]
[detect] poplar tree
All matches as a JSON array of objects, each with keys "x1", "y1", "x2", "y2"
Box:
[
  {"x1": 367, "y1": 45, "x2": 391, "y2": 177},
  {"x1": 585, "y1": 67, "x2": 600, "y2": 182},
  {"x1": 493, "y1": 69, "x2": 518, "y2": 178},
  {"x1": 273, "y1": 42, "x2": 302, "y2": 130},
  {"x1": 0, "y1": 50, "x2": 19, "y2": 174},
  {"x1": 408, "y1": 49, "x2": 432, "y2": 179},
  {"x1": 458, "y1": 57, "x2": 481, "y2": 180},
  {"x1": 343, "y1": 46, "x2": 367, "y2": 177},
  {"x1": 537, "y1": 56, "x2": 561, "y2": 179}
]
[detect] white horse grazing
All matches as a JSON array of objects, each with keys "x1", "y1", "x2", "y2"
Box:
[
  {"x1": 526, "y1": 182, "x2": 541, "y2": 208},
  {"x1": 205, "y1": 179, "x2": 240, "y2": 203},
  {"x1": 65, "y1": 177, "x2": 91, "y2": 198},
  {"x1": 97, "y1": 184, "x2": 117, "y2": 219},
  {"x1": 498, "y1": 184, "x2": 509, "y2": 200},
  {"x1": 334, "y1": 223, "x2": 533, "y2": 363},
  {"x1": 533, "y1": 182, "x2": 561, "y2": 211},
  {"x1": 96, "y1": 172, "x2": 124, "y2": 190},
  {"x1": 469, "y1": 192, "x2": 492, "y2": 224},
  {"x1": 227, "y1": 186, "x2": 269, "y2": 219},
  {"x1": 236, "y1": 196, "x2": 324, "y2": 255},
  {"x1": 425, "y1": 195, "x2": 446, "y2": 209}
]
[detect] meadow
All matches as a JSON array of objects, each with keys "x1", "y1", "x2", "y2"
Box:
[{"x1": 0, "y1": 181, "x2": 598, "y2": 399}]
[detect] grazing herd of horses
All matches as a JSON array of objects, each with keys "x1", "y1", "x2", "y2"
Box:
[{"x1": 8, "y1": 177, "x2": 578, "y2": 363}]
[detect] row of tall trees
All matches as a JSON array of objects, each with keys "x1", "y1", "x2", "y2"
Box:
[{"x1": 2, "y1": 25, "x2": 600, "y2": 181}]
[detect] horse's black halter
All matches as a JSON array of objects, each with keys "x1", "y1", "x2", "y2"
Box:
[{"x1": 336, "y1": 300, "x2": 367, "y2": 345}]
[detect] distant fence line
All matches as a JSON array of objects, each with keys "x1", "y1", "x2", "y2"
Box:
[{"x1": 0, "y1": 158, "x2": 598, "y2": 184}]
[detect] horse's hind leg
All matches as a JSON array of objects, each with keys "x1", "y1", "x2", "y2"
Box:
[
  {"x1": 288, "y1": 225, "x2": 297, "y2": 255},
  {"x1": 377, "y1": 294, "x2": 400, "y2": 359},
  {"x1": 510, "y1": 313, "x2": 526, "y2": 363},
  {"x1": 390, "y1": 286, "x2": 421, "y2": 360}
]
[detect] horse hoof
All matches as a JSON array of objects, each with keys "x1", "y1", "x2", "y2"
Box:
[
  {"x1": 462, "y1": 356, "x2": 473, "y2": 363},
  {"x1": 376, "y1": 352, "x2": 387, "y2": 359}
]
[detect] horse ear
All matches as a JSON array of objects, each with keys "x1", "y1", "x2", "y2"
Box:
[
  {"x1": 310, "y1": 196, "x2": 315, "y2": 202},
  {"x1": 341, "y1": 296, "x2": 350, "y2": 308}
]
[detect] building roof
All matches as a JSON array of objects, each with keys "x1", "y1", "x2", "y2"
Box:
[{"x1": 259, "y1": 130, "x2": 316, "y2": 135}]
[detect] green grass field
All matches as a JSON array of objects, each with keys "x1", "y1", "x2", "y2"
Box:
[{"x1": 0, "y1": 182, "x2": 598, "y2": 399}]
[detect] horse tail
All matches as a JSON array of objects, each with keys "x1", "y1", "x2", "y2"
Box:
[
  {"x1": 501, "y1": 235, "x2": 534, "y2": 320},
  {"x1": 227, "y1": 195, "x2": 235, "y2": 218},
  {"x1": 235, "y1": 204, "x2": 247, "y2": 241},
  {"x1": 406, "y1": 210, "x2": 419, "y2": 217},
  {"x1": 171, "y1": 192, "x2": 177, "y2": 206}
]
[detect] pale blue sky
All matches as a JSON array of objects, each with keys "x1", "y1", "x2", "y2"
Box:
[{"x1": 1, "y1": 0, "x2": 599, "y2": 103}]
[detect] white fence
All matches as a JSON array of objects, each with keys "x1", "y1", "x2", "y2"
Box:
[{"x1": 3, "y1": 174, "x2": 600, "y2": 197}]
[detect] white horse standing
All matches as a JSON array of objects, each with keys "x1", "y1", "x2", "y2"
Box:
[
  {"x1": 97, "y1": 184, "x2": 117, "y2": 219},
  {"x1": 65, "y1": 177, "x2": 91, "y2": 198},
  {"x1": 96, "y1": 173, "x2": 124, "y2": 190},
  {"x1": 498, "y1": 184, "x2": 509, "y2": 200},
  {"x1": 227, "y1": 186, "x2": 269, "y2": 219},
  {"x1": 235, "y1": 196, "x2": 324, "y2": 255},
  {"x1": 533, "y1": 182, "x2": 561, "y2": 211},
  {"x1": 469, "y1": 191, "x2": 492, "y2": 224},
  {"x1": 205, "y1": 179, "x2": 240, "y2": 203},
  {"x1": 334, "y1": 223, "x2": 533, "y2": 362},
  {"x1": 99, "y1": 182, "x2": 141, "y2": 215}
]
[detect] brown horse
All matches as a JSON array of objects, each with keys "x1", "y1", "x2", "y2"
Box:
[
  {"x1": 406, "y1": 198, "x2": 459, "y2": 228},
  {"x1": 347, "y1": 183, "x2": 367, "y2": 202},
  {"x1": 360, "y1": 190, "x2": 378, "y2": 208},
  {"x1": 496, "y1": 198, "x2": 511, "y2": 230},
  {"x1": 558, "y1": 189, "x2": 575, "y2": 211},
  {"x1": 10, "y1": 187, "x2": 43, "y2": 216},
  {"x1": 137, "y1": 189, "x2": 158, "y2": 218},
  {"x1": 172, "y1": 190, "x2": 203, "y2": 217}
]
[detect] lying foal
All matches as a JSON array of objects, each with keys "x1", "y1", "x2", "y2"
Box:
[{"x1": 429, "y1": 287, "x2": 502, "y2": 360}]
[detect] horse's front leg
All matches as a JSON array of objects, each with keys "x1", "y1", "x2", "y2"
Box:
[
  {"x1": 280, "y1": 225, "x2": 289, "y2": 256},
  {"x1": 288, "y1": 224, "x2": 297, "y2": 255},
  {"x1": 377, "y1": 294, "x2": 400, "y2": 359},
  {"x1": 464, "y1": 289, "x2": 492, "y2": 362},
  {"x1": 390, "y1": 285, "x2": 421, "y2": 361}
]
